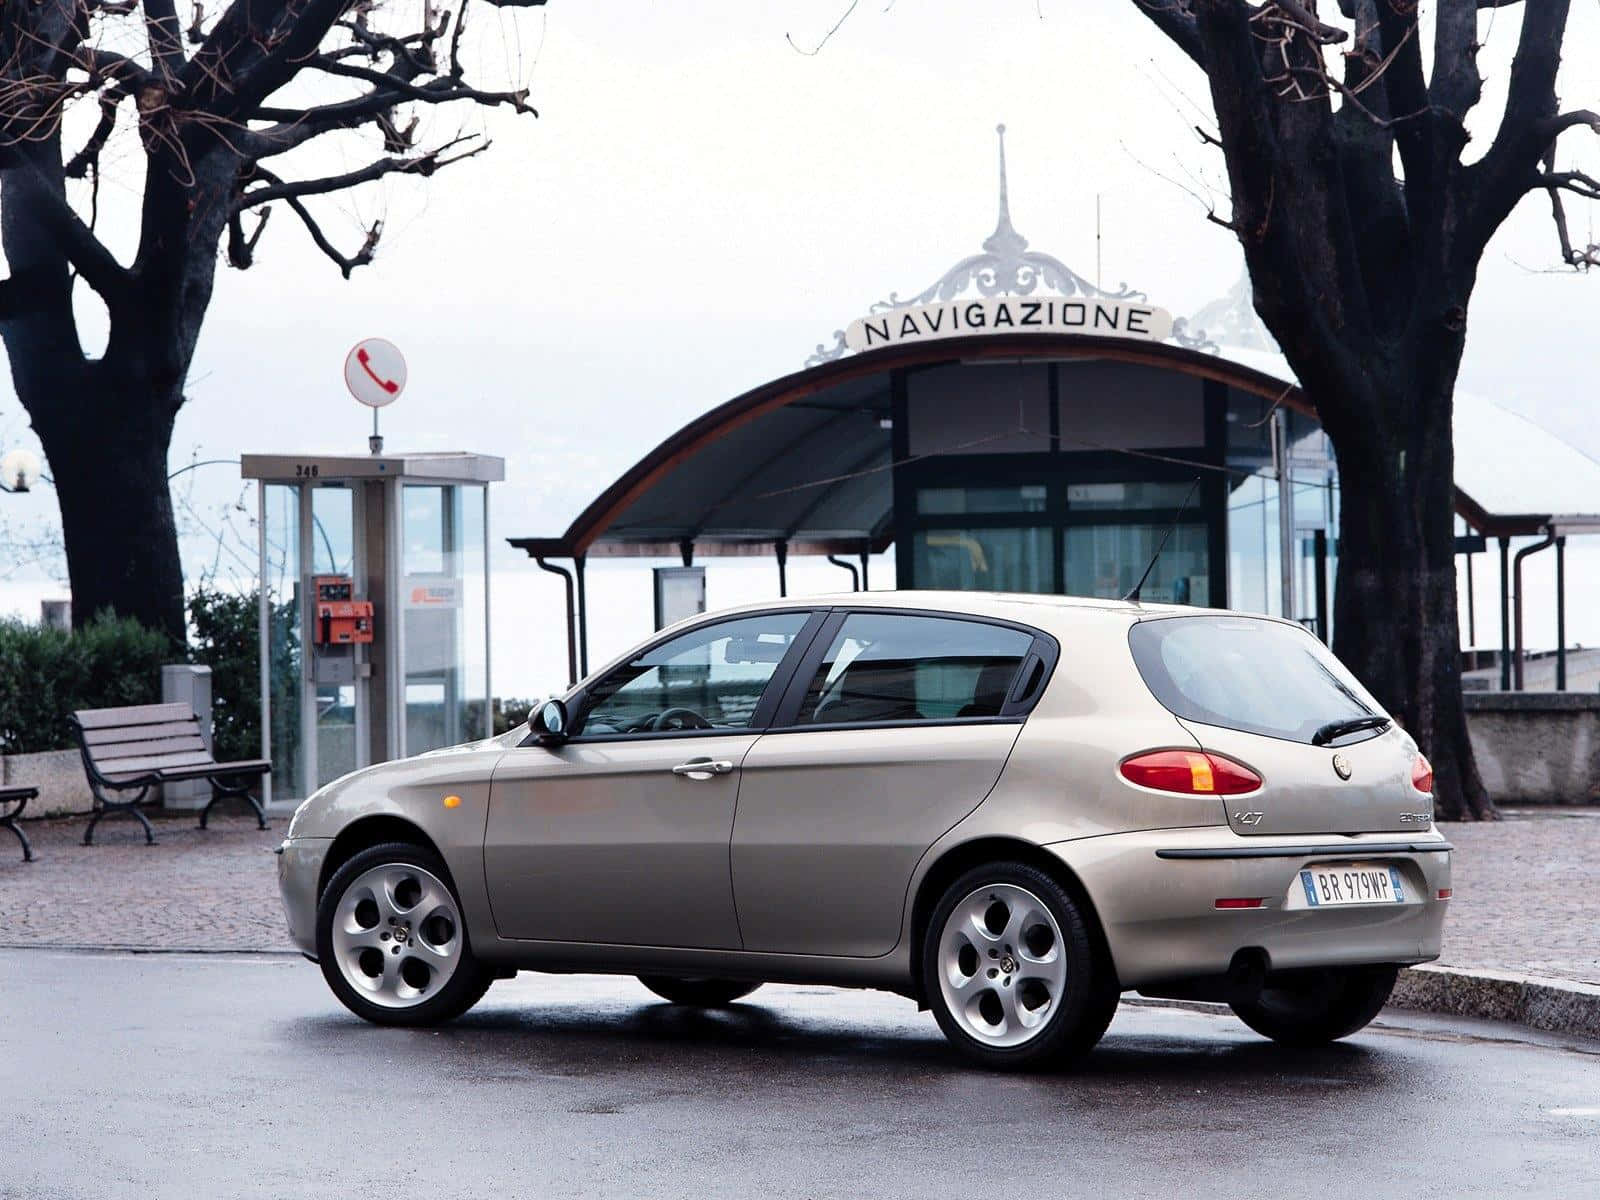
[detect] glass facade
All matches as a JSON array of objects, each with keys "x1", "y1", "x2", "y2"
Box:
[{"x1": 896, "y1": 361, "x2": 1336, "y2": 627}]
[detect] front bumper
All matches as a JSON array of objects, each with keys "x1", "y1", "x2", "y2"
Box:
[
  {"x1": 1049, "y1": 827, "x2": 1452, "y2": 989},
  {"x1": 277, "y1": 837, "x2": 333, "y2": 958}
]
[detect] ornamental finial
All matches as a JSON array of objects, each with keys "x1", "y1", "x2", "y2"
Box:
[{"x1": 985, "y1": 122, "x2": 1026, "y2": 257}]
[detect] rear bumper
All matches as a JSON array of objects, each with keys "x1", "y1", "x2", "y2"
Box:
[
  {"x1": 276, "y1": 837, "x2": 332, "y2": 959},
  {"x1": 1048, "y1": 827, "x2": 1452, "y2": 989}
]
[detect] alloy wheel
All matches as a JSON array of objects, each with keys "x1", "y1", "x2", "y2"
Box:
[
  {"x1": 936, "y1": 882, "x2": 1068, "y2": 1048},
  {"x1": 330, "y1": 862, "x2": 463, "y2": 1008}
]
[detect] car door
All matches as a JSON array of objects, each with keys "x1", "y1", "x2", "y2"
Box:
[
  {"x1": 484, "y1": 609, "x2": 822, "y2": 948},
  {"x1": 731, "y1": 610, "x2": 1050, "y2": 958}
]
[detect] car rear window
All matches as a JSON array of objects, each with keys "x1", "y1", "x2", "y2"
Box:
[{"x1": 1128, "y1": 615, "x2": 1382, "y2": 744}]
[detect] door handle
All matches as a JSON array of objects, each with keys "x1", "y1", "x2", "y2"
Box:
[{"x1": 671, "y1": 758, "x2": 735, "y2": 779}]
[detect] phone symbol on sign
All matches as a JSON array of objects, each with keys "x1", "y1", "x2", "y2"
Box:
[{"x1": 357, "y1": 347, "x2": 400, "y2": 395}]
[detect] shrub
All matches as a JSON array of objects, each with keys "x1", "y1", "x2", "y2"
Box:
[
  {"x1": 0, "y1": 614, "x2": 171, "y2": 754},
  {"x1": 188, "y1": 588, "x2": 263, "y2": 764}
]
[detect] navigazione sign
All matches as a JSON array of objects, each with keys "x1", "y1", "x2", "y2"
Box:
[{"x1": 845, "y1": 296, "x2": 1174, "y2": 354}]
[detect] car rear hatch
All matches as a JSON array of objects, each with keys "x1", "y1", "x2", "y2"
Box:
[{"x1": 1128, "y1": 614, "x2": 1432, "y2": 837}]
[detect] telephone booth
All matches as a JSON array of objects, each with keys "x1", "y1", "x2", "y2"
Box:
[{"x1": 243, "y1": 452, "x2": 504, "y2": 806}]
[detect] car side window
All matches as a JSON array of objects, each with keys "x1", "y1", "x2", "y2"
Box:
[
  {"x1": 793, "y1": 613, "x2": 1034, "y2": 726},
  {"x1": 575, "y1": 613, "x2": 811, "y2": 736}
]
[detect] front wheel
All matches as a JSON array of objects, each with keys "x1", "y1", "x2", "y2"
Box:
[
  {"x1": 637, "y1": 976, "x2": 762, "y2": 1006},
  {"x1": 921, "y1": 862, "x2": 1118, "y2": 1071},
  {"x1": 316, "y1": 842, "x2": 493, "y2": 1026},
  {"x1": 1229, "y1": 965, "x2": 1398, "y2": 1046}
]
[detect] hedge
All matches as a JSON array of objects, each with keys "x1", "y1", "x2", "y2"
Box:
[{"x1": 0, "y1": 614, "x2": 172, "y2": 754}]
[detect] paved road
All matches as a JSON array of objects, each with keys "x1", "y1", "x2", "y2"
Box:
[{"x1": 3, "y1": 951, "x2": 1597, "y2": 1198}]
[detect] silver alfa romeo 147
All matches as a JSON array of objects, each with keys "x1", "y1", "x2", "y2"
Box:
[{"x1": 278, "y1": 592, "x2": 1451, "y2": 1070}]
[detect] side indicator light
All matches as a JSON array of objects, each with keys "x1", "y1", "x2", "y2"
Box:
[
  {"x1": 443, "y1": 794, "x2": 462, "y2": 809},
  {"x1": 1214, "y1": 897, "x2": 1265, "y2": 909},
  {"x1": 1436, "y1": 888, "x2": 1452, "y2": 900},
  {"x1": 1120, "y1": 750, "x2": 1263, "y2": 796}
]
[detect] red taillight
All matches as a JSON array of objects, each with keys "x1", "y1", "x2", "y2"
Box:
[
  {"x1": 1437, "y1": 888, "x2": 1453, "y2": 900},
  {"x1": 1119, "y1": 749, "x2": 1262, "y2": 796},
  {"x1": 1411, "y1": 754, "x2": 1435, "y2": 795},
  {"x1": 1214, "y1": 897, "x2": 1265, "y2": 909}
]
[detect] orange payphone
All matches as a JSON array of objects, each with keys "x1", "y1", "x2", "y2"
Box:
[{"x1": 313, "y1": 575, "x2": 374, "y2": 646}]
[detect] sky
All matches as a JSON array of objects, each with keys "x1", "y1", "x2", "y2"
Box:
[{"x1": 1, "y1": 0, "x2": 1598, "y2": 696}]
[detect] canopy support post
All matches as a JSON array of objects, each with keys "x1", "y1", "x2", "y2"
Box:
[
  {"x1": 679, "y1": 539, "x2": 694, "y2": 567},
  {"x1": 1499, "y1": 537, "x2": 1511, "y2": 692},
  {"x1": 575, "y1": 554, "x2": 589, "y2": 678},
  {"x1": 534, "y1": 558, "x2": 578, "y2": 687},
  {"x1": 1556, "y1": 535, "x2": 1567, "y2": 692},
  {"x1": 827, "y1": 555, "x2": 860, "y2": 591},
  {"x1": 775, "y1": 540, "x2": 789, "y2": 597},
  {"x1": 860, "y1": 546, "x2": 870, "y2": 591},
  {"x1": 1512, "y1": 531, "x2": 1555, "y2": 692}
]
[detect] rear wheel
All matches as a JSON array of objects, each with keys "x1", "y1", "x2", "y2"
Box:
[
  {"x1": 316, "y1": 842, "x2": 493, "y2": 1026},
  {"x1": 1229, "y1": 965, "x2": 1398, "y2": 1046},
  {"x1": 637, "y1": 976, "x2": 762, "y2": 1006},
  {"x1": 921, "y1": 862, "x2": 1118, "y2": 1071}
]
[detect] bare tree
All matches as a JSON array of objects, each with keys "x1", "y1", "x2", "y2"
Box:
[
  {"x1": 1125, "y1": 0, "x2": 1596, "y2": 819},
  {"x1": 0, "y1": 0, "x2": 544, "y2": 643}
]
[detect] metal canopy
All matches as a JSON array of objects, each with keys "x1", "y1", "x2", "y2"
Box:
[{"x1": 507, "y1": 333, "x2": 1314, "y2": 563}]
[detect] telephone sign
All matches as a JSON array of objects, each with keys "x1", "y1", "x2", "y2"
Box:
[{"x1": 344, "y1": 338, "x2": 407, "y2": 408}]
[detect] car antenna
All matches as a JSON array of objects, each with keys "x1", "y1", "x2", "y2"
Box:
[{"x1": 1122, "y1": 477, "x2": 1202, "y2": 604}]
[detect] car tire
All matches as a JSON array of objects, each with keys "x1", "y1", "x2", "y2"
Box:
[
  {"x1": 921, "y1": 862, "x2": 1117, "y2": 1071},
  {"x1": 316, "y1": 841, "x2": 493, "y2": 1026},
  {"x1": 1229, "y1": 965, "x2": 1398, "y2": 1047},
  {"x1": 637, "y1": 976, "x2": 762, "y2": 1006}
]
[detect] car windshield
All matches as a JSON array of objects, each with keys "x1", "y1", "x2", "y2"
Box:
[{"x1": 1128, "y1": 615, "x2": 1383, "y2": 745}]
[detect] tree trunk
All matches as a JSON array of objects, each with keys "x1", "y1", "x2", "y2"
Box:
[
  {"x1": 1317, "y1": 356, "x2": 1493, "y2": 821},
  {"x1": 28, "y1": 373, "x2": 187, "y2": 646}
]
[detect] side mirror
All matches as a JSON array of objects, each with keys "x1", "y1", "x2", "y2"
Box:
[{"x1": 529, "y1": 697, "x2": 569, "y2": 746}]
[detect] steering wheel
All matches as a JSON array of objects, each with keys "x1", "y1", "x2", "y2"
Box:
[{"x1": 648, "y1": 707, "x2": 713, "y2": 732}]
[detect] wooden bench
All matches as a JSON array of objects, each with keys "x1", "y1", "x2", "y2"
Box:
[
  {"x1": 72, "y1": 702, "x2": 271, "y2": 845},
  {"x1": 0, "y1": 785, "x2": 35, "y2": 862}
]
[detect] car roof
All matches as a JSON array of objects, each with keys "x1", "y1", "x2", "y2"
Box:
[{"x1": 695, "y1": 589, "x2": 1260, "y2": 626}]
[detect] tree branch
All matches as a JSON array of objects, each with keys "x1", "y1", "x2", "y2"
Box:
[
  {"x1": 12, "y1": 160, "x2": 130, "y2": 304},
  {"x1": 306, "y1": 56, "x2": 534, "y2": 114},
  {"x1": 144, "y1": 0, "x2": 187, "y2": 79},
  {"x1": 234, "y1": 136, "x2": 488, "y2": 209},
  {"x1": 1129, "y1": 0, "x2": 1206, "y2": 67},
  {"x1": 282, "y1": 194, "x2": 383, "y2": 277}
]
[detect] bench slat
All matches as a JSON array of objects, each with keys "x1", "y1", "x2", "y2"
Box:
[
  {"x1": 0, "y1": 785, "x2": 39, "y2": 801},
  {"x1": 154, "y1": 760, "x2": 270, "y2": 783},
  {"x1": 74, "y1": 702, "x2": 194, "y2": 730},
  {"x1": 101, "y1": 750, "x2": 219, "y2": 777},
  {"x1": 88, "y1": 734, "x2": 209, "y2": 760},
  {"x1": 81, "y1": 720, "x2": 200, "y2": 747}
]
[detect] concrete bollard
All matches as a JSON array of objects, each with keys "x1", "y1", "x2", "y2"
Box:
[{"x1": 160, "y1": 664, "x2": 213, "y2": 811}]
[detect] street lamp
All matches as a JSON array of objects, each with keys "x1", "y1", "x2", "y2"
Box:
[{"x1": 0, "y1": 448, "x2": 42, "y2": 494}]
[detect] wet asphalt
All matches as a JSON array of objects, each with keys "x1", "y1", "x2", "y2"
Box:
[{"x1": 2, "y1": 949, "x2": 1597, "y2": 1199}]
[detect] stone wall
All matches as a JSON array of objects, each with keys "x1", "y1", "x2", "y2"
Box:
[
  {"x1": 1466, "y1": 692, "x2": 1600, "y2": 805},
  {"x1": 1, "y1": 749, "x2": 92, "y2": 817}
]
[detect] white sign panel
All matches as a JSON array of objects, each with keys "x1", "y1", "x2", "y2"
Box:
[
  {"x1": 845, "y1": 296, "x2": 1173, "y2": 354},
  {"x1": 344, "y1": 337, "x2": 407, "y2": 408}
]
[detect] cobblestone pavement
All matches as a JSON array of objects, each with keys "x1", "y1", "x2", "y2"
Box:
[
  {"x1": 1, "y1": 807, "x2": 1596, "y2": 984},
  {"x1": 0, "y1": 811, "x2": 292, "y2": 951}
]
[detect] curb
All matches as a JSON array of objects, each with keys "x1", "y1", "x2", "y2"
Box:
[{"x1": 1389, "y1": 964, "x2": 1600, "y2": 1040}]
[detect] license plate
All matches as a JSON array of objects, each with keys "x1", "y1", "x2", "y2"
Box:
[{"x1": 1298, "y1": 864, "x2": 1405, "y2": 908}]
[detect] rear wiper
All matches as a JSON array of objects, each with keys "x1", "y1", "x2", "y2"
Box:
[{"x1": 1311, "y1": 715, "x2": 1391, "y2": 746}]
